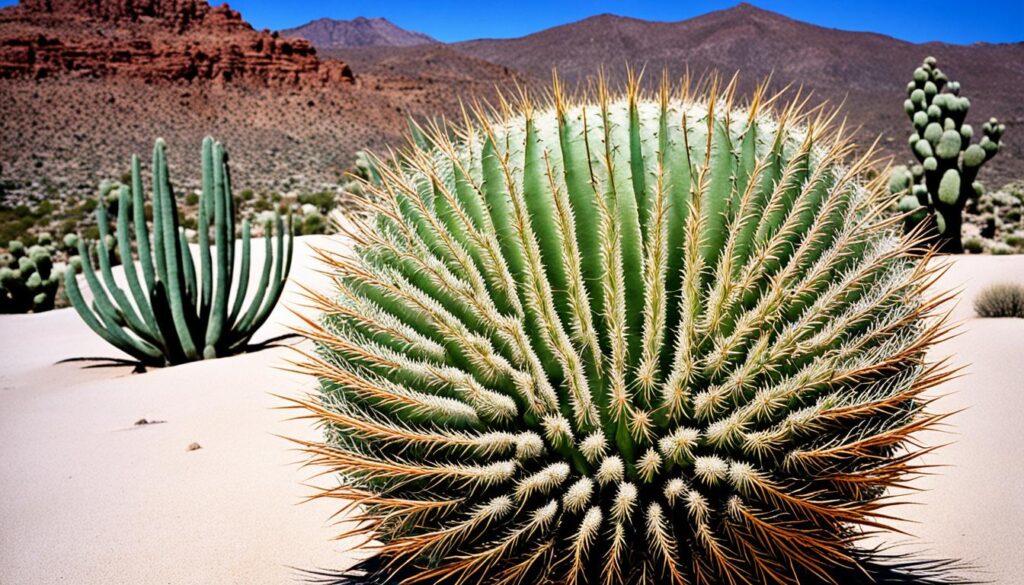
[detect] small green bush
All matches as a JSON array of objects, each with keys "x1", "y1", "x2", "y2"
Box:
[
  {"x1": 987, "y1": 241, "x2": 1015, "y2": 255},
  {"x1": 297, "y1": 191, "x2": 338, "y2": 213},
  {"x1": 1002, "y1": 233, "x2": 1024, "y2": 249},
  {"x1": 975, "y1": 283, "x2": 1024, "y2": 318},
  {"x1": 252, "y1": 197, "x2": 273, "y2": 212},
  {"x1": 963, "y1": 236, "x2": 984, "y2": 254},
  {"x1": 298, "y1": 211, "x2": 326, "y2": 235}
]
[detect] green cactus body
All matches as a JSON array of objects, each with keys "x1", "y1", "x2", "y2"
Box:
[
  {"x1": 0, "y1": 239, "x2": 60, "y2": 313},
  {"x1": 892, "y1": 56, "x2": 1004, "y2": 253},
  {"x1": 294, "y1": 81, "x2": 957, "y2": 585},
  {"x1": 65, "y1": 137, "x2": 295, "y2": 366},
  {"x1": 938, "y1": 169, "x2": 961, "y2": 205}
]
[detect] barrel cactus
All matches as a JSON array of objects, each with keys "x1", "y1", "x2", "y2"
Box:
[
  {"x1": 292, "y1": 78, "x2": 959, "y2": 584},
  {"x1": 891, "y1": 56, "x2": 1004, "y2": 253},
  {"x1": 66, "y1": 137, "x2": 294, "y2": 367}
]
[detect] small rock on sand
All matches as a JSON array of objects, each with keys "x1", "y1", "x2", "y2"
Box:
[
  {"x1": 134, "y1": 418, "x2": 166, "y2": 426},
  {"x1": 186, "y1": 442, "x2": 202, "y2": 452}
]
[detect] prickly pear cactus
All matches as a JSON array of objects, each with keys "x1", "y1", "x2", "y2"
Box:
[
  {"x1": 0, "y1": 236, "x2": 63, "y2": 313},
  {"x1": 892, "y1": 56, "x2": 1005, "y2": 253},
  {"x1": 293, "y1": 78, "x2": 961, "y2": 585}
]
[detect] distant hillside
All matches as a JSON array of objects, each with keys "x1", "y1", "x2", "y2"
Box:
[
  {"x1": 1, "y1": 1, "x2": 1021, "y2": 201},
  {"x1": 281, "y1": 17, "x2": 436, "y2": 48},
  {"x1": 453, "y1": 2, "x2": 1023, "y2": 183},
  {"x1": 324, "y1": 44, "x2": 514, "y2": 82}
]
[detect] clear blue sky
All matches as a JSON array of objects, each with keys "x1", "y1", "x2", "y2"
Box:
[{"x1": 2, "y1": 0, "x2": 1021, "y2": 44}]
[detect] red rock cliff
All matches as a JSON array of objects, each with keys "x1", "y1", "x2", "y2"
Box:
[{"x1": 0, "y1": 0, "x2": 354, "y2": 85}]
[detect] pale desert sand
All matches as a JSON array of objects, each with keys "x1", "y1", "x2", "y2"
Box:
[{"x1": 1, "y1": 238, "x2": 1022, "y2": 584}]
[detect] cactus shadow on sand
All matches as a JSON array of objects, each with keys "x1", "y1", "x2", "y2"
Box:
[{"x1": 54, "y1": 332, "x2": 302, "y2": 374}]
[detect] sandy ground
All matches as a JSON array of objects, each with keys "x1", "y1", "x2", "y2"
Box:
[
  {"x1": 0, "y1": 235, "x2": 368, "y2": 584},
  {"x1": 1, "y1": 240, "x2": 1023, "y2": 584}
]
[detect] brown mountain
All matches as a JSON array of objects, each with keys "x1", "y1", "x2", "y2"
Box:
[
  {"x1": 453, "y1": 3, "x2": 1023, "y2": 183},
  {"x1": 0, "y1": 0, "x2": 352, "y2": 85},
  {"x1": 282, "y1": 16, "x2": 436, "y2": 48},
  {"x1": 0, "y1": 2, "x2": 1021, "y2": 207}
]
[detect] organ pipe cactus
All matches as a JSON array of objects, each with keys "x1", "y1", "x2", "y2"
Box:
[
  {"x1": 66, "y1": 137, "x2": 294, "y2": 367},
  {"x1": 891, "y1": 56, "x2": 1004, "y2": 253},
  {"x1": 290, "y1": 76, "x2": 961, "y2": 585}
]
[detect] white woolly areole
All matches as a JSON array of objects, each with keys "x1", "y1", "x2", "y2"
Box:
[
  {"x1": 693, "y1": 456, "x2": 729, "y2": 486},
  {"x1": 658, "y1": 427, "x2": 700, "y2": 463},
  {"x1": 563, "y1": 477, "x2": 595, "y2": 513},
  {"x1": 596, "y1": 455, "x2": 625, "y2": 485},
  {"x1": 664, "y1": 478, "x2": 688, "y2": 506},
  {"x1": 579, "y1": 431, "x2": 608, "y2": 463},
  {"x1": 612, "y1": 482, "x2": 638, "y2": 522},
  {"x1": 541, "y1": 413, "x2": 573, "y2": 446},
  {"x1": 728, "y1": 461, "x2": 758, "y2": 493},
  {"x1": 514, "y1": 432, "x2": 545, "y2": 460},
  {"x1": 637, "y1": 448, "x2": 663, "y2": 483},
  {"x1": 515, "y1": 462, "x2": 570, "y2": 500}
]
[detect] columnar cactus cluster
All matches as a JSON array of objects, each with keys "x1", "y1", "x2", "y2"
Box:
[
  {"x1": 292, "y1": 76, "x2": 959, "y2": 585},
  {"x1": 66, "y1": 137, "x2": 294, "y2": 367},
  {"x1": 891, "y1": 56, "x2": 1005, "y2": 253},
  {"x1": 0, "y1": 233, "x2": 62, "y2": 313}
]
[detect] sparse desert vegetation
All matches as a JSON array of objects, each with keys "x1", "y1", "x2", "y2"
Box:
[
  {"x1": 975, "y1": 282, "x2": 1024, "y2": 318},
  {"x1": 1, "y1": 1, "x2": 1022, "y2": 584}
]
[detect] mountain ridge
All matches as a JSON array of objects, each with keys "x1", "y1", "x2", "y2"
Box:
[
  {"x1": 281, "y1": 16, "x2": 436, "y2": 48},
  {"x1": 0, "y1": 1, "x2": 1020, "y2": 198},
  {"x1": 447, "y1": 3, "x2": 1022, "y2": 182}
]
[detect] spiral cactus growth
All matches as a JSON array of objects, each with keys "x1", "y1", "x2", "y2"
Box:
[{"x1": 292, "y1": 76, "x2": 958, "y2": 585}]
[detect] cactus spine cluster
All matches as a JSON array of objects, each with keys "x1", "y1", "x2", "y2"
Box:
[
  {"x1": 66, "y1": 137, "x2": 294, "y2": 367},
  {"x1": 891, "y1": 56, "x2": 1004, "y2": 253},
  {"x1": 293, "y1": 76, "x2": 958, "y2": 585},
  {"x1": 0, "y1": 233, "x2": 62, "y2": 313}
]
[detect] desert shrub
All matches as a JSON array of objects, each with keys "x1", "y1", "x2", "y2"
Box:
[
  {"x1": 251, "y1": 196, "x2": 273, "y2": 212},
  {"x1": 297, "y1": 211, "x2": 326, "y2": 235},
  {"x1": 975, "y1": 283, "x2": 1024, "y2": 318},
  {"x1": 0, "y1": 200, "x2": 54, "y2": 248},
  {"x1": 963, "y1": 236, "x2": 984, "y2": 254},
  {"x1": 1002, "y1": 232, "x2": 1024, "y2": 249},
  {"x1": 986, "y1": 240, "x2": 1014, "y2": 255},
  {"x1": 292, "y1": 79, "x2": 961, "y2": 585},
  {"x1": 0, "y1": 213, "x2": 34, "y2": 245},
  {"x1": 297, "y1": 191, "x2": 338, "y2": 213}
]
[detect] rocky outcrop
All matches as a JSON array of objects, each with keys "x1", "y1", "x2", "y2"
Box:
[
  {"x1": 19, "y1": 0, "x2": 219, "y2": 32},
  {"x1": 0, "y1": 0, "x2": 353, "y2": 85}
]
